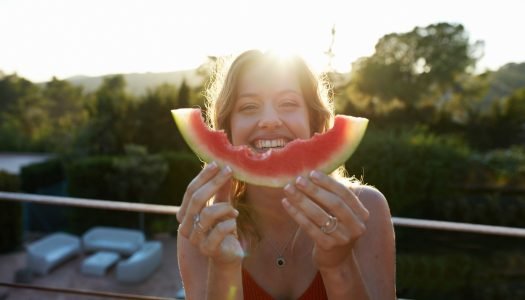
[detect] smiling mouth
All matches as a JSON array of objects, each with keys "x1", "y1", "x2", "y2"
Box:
[{"x1": 251, "y1": 138, "x2": 288, "y2": 153}]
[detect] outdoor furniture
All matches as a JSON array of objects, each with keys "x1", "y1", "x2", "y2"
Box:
[
  {"x1": 26, "y1": 232, "x2": 81, "y2": 275},
  {"x1": 116, "y1": 241, "x2": 162, "y2": 283},
  {"x1": 82, "y1": 226, "x2": 145, "y2": 256},
  {"x1": 81, "y1": 251, "x2": 120, "y2": 276}
]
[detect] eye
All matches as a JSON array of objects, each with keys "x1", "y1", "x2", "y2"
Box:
[
  {"x1": 282, "y1": 100, "x2": 297, "y2": 106},
  {"x1": 239, "y1": 103, "x2": 258, "y2": 112},
  {"x1": 279, "y1": 99, "x2": 299, "y2": 108}
]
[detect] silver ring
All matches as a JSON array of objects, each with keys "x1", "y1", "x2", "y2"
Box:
[
  {"x1": 320, "y1": 215, "x2": 338, "y2": 234},
  {"x1": 193, "y1": 213, "x2": 206, "y2": 231}
]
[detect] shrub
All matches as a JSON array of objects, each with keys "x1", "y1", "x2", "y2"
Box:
[
  {"x1": 20, "y1": 158, "x2": 64, "y2": 192},
  {"x1": 346, "y1": 126, "x2": 471, "y2": 218},
  {"x1": 65, "y1": 148, "x2": 200, "y2": 236},
  {"x1": 0, "y1": 171, "x2": 22, "y2": 253}
]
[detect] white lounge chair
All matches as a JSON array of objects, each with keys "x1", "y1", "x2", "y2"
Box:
[
  {"x1": 26, "y1": 232, "x2": 81, "y2": 275},
  {"x1": 82, "y1": 226, "x2": 145, "y2": 256},
  {"x1": 116, "y1": 241, "x2": 162, "y2": 283},
  {"x1": 81, "y1": 251, "x2": 120, "y2": 276}
]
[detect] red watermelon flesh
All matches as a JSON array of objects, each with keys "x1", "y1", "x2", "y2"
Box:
[{"x1": 171, "y1": 108, "x2": 368, "y2": 187}]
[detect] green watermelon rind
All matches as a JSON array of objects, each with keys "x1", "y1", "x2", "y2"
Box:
[{"x1": 171, "y1": 108, "x2": 368, "y2": 187}]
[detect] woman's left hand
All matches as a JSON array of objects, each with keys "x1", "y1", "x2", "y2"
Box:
[{"x1": 282, "y1": 170, "x2": 370, "y2": 270}]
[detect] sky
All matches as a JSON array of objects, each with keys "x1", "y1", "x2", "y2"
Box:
[{"x1": 0, "y1": 0, "x2": 524, "y2": 82}]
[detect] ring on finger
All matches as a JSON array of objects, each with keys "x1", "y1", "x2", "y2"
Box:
[
  {"x1": 193, "y1": 213, "x2": 207, "y2": 232},
  {"x1": 320, "y1": 215, "x2": 338, "y2": 234}
]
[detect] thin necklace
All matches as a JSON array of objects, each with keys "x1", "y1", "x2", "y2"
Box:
[{"x1": 265, "y1": 225, "x2": 300, "y2": 268}]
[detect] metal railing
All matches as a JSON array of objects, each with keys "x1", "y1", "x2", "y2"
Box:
[
  {"x1": 2, "y1": 191, "x2": 525, "y2": 238},
  {"x1": 1, "y1": 190, "x2": 525, "y2": 299}
]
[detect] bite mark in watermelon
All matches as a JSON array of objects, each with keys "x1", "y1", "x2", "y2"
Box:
[{"x1": 171, "y1": 108, "x2": 368, "y2": 187}]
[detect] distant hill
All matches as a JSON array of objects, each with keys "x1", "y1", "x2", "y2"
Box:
[
  {"x1": 65, "y1": 69, "x2": 204, "y2": 95},
  {"x1": 484, "y1": 62, "x2": 525, "y2": 105}
]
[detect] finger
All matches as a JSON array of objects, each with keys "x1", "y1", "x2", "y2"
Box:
[
  {"x1": 214, "y1": 177, "x2": 233, "y2": 204},
  {"x1": 199, "y1": 203, "x2": 239, "y2": 230},
  {"x1": 294, "y1": 176, "x2": 359, "y2": 226},
  {"x1": 284, "y1": 183, "x2": 332, "y2": 229},
  {"x1": 201, "y1": 219, "x2": 237, "y2": 256},
  {"x1": 282, "y1": 198, "x2": 347, "y2": 250},
  {"x1": 180, "y1": 166, "x2": 233, "y2": 237},
  {"x1": 178, "y1": 162, "x2": 219, "y2": 222},
  {"x1": 309, "y1": 171, "x2": 369, "y2": 220}
]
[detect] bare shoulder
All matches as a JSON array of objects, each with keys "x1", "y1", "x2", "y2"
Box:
[{"x1": 352, "y1": 185, "x2": 391, "y2": 217}]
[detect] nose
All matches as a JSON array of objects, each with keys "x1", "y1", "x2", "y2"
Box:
[{"x1": 257, "y1": 107, "x2": 283, "y2": 129}]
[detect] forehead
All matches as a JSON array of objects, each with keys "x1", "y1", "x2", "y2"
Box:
[{"x1": 238, "y1": 62, "x2": 301, "y2": 94}]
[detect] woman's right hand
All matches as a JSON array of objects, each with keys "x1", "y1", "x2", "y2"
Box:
[{"x1": 177, "y1": 161, "x2": 244, "y2": 266}]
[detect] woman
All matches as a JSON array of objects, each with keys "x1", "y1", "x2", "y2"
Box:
[{"x1": 177, "y1": 50, "x2": 395, "y2": 299}]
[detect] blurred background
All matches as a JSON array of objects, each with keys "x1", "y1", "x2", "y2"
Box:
[{"x1": 1, "y1": 0, "x2": 525, "y2": 299}]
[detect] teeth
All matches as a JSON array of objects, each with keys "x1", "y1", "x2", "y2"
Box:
[{"x1": 255, "y1": 139, "x2": 286, "y2": 149}]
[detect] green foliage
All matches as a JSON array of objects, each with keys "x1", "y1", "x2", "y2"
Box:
[
  {"x1": 397, "y1": 254, "x2": 477, "y2": 298},
  {"x1": 177, "y1": 79, "x2": 190, "y2": 108},
  {"x1": 346, "y1": 126, "x2": 471, "y2": 217},
  {"x1": 132, "y1": 83, "x2": 189, "y2": 153},
  {"x1": 469, "y1": 146, "x2": 525, "y2": 185},
  {"x1": 0, "y1": 171, "x2": 22, "y2": 253},
  {"x1": 349, "y1": 22, "x2": 482, "y2": 118},
  {"x1": 66, "y1": 155, "x2": 116, "y2": 199},
  {"x1": 74, "y1": 75, "x2": 136, "y2": 155},
  {"x1": 110, "y1": 145, "x2": 168, "y2": 202},
  {"x1": 20, "y1": 158, "x2": 64, "y2": 193},
  {"x1": 397, "y1": 251, "x2": 525, "y2": 299},
  {"x1": 65, "y1": 149, "x2": 198, "y2": 235},
  {"x1": 42, "y1": 78, "x2": 89, "y2": 153},
  {"x1": 157, "y1": 151, "x2": 202, "y2": 207}
]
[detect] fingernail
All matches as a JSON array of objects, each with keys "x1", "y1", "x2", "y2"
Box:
[
  {"x1": 222, "y1": 165, "x2": 232, "y2": 175},
  {"x1": 296, "y1": 176, "x2": 307, "y2": 187},
  {"x1": 282, "y1": 198, "x2": 290, "y2": 208},
  {"x1": 208, "y1": 162, "x2": 217, "y2": 170},
  {"x1": 284, "y1": 183, "x2": 295, "y2": 194},
  {"x1": 233, "y1": 209, "x2": 239, "y2": 217},
  {"x1": 310, "y1": 170, "x2": 320, "y2": 180}
]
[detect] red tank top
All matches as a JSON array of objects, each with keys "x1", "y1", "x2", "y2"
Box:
[{"x1": 242, "y1": 269, "x2": 328, "y2": 300}]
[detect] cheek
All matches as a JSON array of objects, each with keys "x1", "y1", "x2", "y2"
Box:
[
  {"x1": 230, "y1": 117, "x2": 250, "y2": 146},
  {"x1": 286, "y1": 111, "x2": 311, "y2": 139}
]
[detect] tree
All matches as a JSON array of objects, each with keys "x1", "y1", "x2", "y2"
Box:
[
  {"x1": 350, "y1": 23, "x2": 484, "y2": 119},
  {"x1": 177, "y1": 79, "x2": 190, "y2": 108},
  {"x1": 75, "y1": 75, "x2": 135, "y2": 155},
  {"x1": 133, "y1": 83, "x2": 187, "y2": 152},
  {"x1": 0, "y1": 74, "x2": 51, "y2": 151},
  {"x1": 42, "y1": 77, "x2": 88, "y2": 152}
]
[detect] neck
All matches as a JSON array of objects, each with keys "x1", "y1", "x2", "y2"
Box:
[
  {"x1": 242, "y1": 184, "x2": 314, "y2": 270},
  {"x1": 245, "y1": 185, "x2": 295, "y2": 234}
]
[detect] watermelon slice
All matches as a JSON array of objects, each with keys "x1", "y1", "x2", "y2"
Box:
[{"x1": 171, "y1": 108, "x2": 368, "y2": 187}]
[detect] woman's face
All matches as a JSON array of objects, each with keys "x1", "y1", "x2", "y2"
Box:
[{"x1": 230, "y1": 62, "x2": 311, "y2": 152}]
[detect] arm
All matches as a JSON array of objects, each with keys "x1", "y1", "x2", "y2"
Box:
[
  {"x1": 282, "y1": 173, "x2": 395, "y2": 300},
  {"x1": 177, "y1": 163, "x2": 244, "y2": 300},
  {"x1": 313, "y1": 186, "x2": 395, "y2": 299},
  {"x1": 353, "y1": 186, "x2": 396, "y2": 300},
  {"x1": 177, "y1": 233, "x2": 208, "y2": 300},
  {"x1": 178, "y1": 234, "x2": 243, "y2": 300},
  {"x1": 319, "y1": 251, "x2": 370, "y2": 299}
]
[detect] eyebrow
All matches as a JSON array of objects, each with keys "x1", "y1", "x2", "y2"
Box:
[
  {"x1": 237, "y1": 89, "x2": 301, "y2": 99},
  {"x1": 238, "y1": 92, "x2": 259, "y2": 98},
  {"x1": 276, "y1": 89, "x2": 301, "y2": 96}
]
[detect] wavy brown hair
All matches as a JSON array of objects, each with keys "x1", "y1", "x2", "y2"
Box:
[{"x1": 204, "y1": 50, "x2": 350, "y2": 242}]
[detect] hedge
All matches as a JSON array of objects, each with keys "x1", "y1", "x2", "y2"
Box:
[
  {"x1": 0, "y1": 171, "x2": 22, "y2": 253},
  {"x1": 20, "y1": 158, "x2": 64, "y2": 193},
  {"x1": 65, "y1": 149, "x2": 202, "y2": 236}
]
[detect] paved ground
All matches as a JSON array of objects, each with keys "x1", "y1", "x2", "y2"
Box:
[{"x1": 0, "y1": 233, "x2": 183, "y2": 300}]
